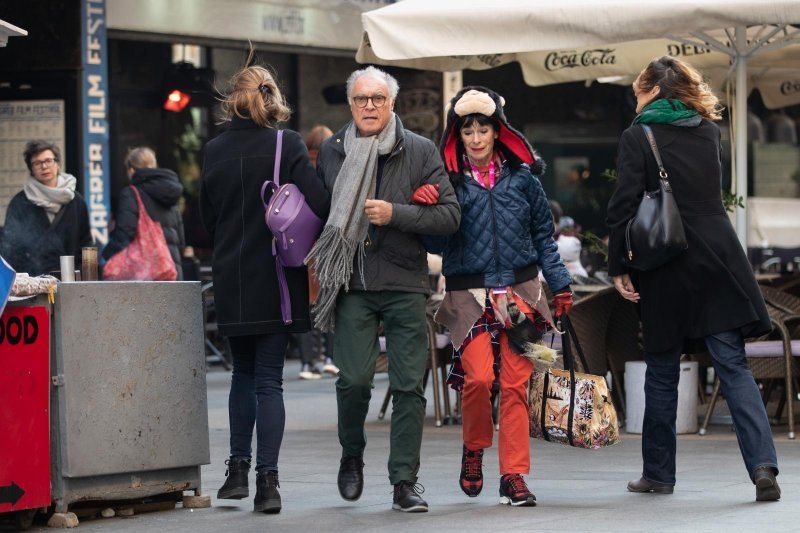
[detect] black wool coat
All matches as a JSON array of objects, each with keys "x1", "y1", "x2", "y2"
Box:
[
  {"x1": 1, "y1": 190, "x2": 93, "y2": 276},
  {"x1": 199, "y1": 116, "x2": 331, "y2": 337},
  {"x1": 103, "y1": 168, "x2": 186, "y2": 280},
  {"x1": 606, "y1": 119, "x2": 771, "y2": 353}
]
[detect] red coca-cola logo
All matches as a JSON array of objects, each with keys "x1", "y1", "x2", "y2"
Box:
[{"x1": 544, "y1": 49, "x2": 617, "y2": 71}]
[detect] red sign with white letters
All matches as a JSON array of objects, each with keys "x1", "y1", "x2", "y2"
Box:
[{"x1": 0, "y1": 305, "x2": 51, "y2": 513}]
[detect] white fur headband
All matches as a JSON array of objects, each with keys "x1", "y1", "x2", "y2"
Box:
[{"x1": 453, "y1": 89, "x2": 505, "y2": 117}]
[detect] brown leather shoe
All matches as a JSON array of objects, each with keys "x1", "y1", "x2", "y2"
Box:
[
  {"x1": 627, "y1": 477, "x2": 674, "y2": 494},
  {"x1": 754, "y1": 467, "x2": 780, "y2": 502}
]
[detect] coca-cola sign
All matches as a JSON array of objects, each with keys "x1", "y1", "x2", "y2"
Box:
[
  {"x1": 544, "y1": 49, "x2": 617, "y2": 71},
  {"x1": 780, "y1": 80, "x2": 800, "y2": 95}
]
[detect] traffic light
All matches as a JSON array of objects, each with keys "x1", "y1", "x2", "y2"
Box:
[
  {"x1": 164, "y1": 89, "x2": 191, "y2": 112},
  {"x1": 162, "y1": 61, "x2": 215, "y2": 112}
]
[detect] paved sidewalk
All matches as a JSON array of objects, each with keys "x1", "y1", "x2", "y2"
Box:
[{"x1": 23, "y1": 367, "x2": 800, "y2": 532}]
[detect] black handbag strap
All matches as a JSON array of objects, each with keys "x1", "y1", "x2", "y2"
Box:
[
  {"x1": 540, "y1": 371, "x2": 551, "y2": 442},
  {"x1": 640, "y1": 124, "x2": 670, "y2": 185},
  {"x1": 561, "y1": 315, "x2": 591, "y2": 375},
  {"x1": 540, "y1": 315, "x2": 591, "y2": 446},
  {"x1": 49, "y1": 204, "x2": 68, "y2": 230}
]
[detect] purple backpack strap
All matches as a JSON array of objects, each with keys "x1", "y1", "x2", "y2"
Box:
[
  {"x1": 275, "y1": 258, "x2": 292, "y2": 325},
  {"x1": 262, "y1": 130, "x2": 292, "y2": 325},
  {"x1": 260, "y1": 129, "x2": 285, "y2": 208}
]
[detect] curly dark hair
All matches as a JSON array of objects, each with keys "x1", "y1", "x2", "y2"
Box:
[{"x1": 23, "y1": 139, "x2": 61, "y2": 173}]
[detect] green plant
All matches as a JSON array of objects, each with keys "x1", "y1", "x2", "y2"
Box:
[
  {"x1": 581, "y1": 231, "x2": 608, "y2": 263},
  {"x1": 722, "y1": 190, "x2": 745, "y2": 213},
  {"x1": 601, "y1": 168, "x2": 618, "y2": 181}
]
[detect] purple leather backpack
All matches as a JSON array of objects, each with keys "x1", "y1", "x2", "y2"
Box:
[{"x1": 260, "y1": 130, "x2": 323, "y2": 324}]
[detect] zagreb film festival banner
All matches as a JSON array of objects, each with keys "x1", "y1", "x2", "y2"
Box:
[{"x1": 81, "y1": 0, "x2": 110, "y2": 246}]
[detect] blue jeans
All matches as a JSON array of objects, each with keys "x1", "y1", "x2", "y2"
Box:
[
  {"x1": 642, "y1": 329, "x2": 778, "y2": 485},
  {"x1": 227, "y1": 333, "x2": 289, "y2": 472}
]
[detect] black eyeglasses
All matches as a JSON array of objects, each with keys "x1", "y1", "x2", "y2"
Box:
[
  {"x1": 31, "y1": 158, "x2": 58, "y2": 169},
  {"x1": 352, "y1": 95, "x2": 388, "y2": 108}
]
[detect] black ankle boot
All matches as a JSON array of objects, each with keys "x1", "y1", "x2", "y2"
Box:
[
  {"x1": 254, "y1": 470, "x2": 281, "y2": 513},
  {"x1": 217, "y1": 457, "x2": 251, "y2": 500}
]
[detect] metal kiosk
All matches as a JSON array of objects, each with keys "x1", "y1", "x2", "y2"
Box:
[{"x1": 1, "y1": 281, "x2": 211, "y2": 528}]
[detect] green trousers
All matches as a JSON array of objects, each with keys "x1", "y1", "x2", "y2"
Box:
[{"x1": 334, "y1": 290, "x2": 428, "y2": 485}]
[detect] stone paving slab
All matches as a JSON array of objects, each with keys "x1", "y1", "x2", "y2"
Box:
[{"x1": 20, "y1": 368, "x2": 799, "y2": 532}]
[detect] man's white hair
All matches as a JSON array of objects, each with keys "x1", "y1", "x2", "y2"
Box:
[{"x1": 346, "y1": 66, "x2": 399, "y2": 103}]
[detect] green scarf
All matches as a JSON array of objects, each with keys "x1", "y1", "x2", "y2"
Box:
[{"x1": 632, "y1": 99, "x2": 701, "y2": 126}]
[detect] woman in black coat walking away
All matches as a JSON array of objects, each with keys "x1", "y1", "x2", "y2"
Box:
[
  {"x1": 606, "y1": 56, "x2": 779, "y2": 502},
  {"x1": 199, "y1": 57, "x2": 330, "y2": 514},
  {"x1": 102, "y1": 147, "x2": 185, "y2": 279}
]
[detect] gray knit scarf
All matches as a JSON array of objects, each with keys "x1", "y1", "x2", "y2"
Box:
[
  {"x1": 23, "y1": 173, "x2": 77, "y2": 222},
  {"x1": 308, "y1": 115, "x2": 397, "y2": 331}
]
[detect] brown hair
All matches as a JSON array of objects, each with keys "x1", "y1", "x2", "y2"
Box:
[
  {"x1": 124, "y1": 146, "x2": 157, "y2": 170},
  {"x1": 23, "y1": 139, "x2": 61, "y2": 172},
  {"x1": 633, "y1": 56, "x2": 723, "y2": 120},
  {"x1": 304, "y1": 125, "x2": 333, "y2": 151},
  {"x1": 304, "y1": 125, "x2": 333, "y2": 166},
  {"x1": 218, "y1": 48, "x2": 291, "y2": 128}
]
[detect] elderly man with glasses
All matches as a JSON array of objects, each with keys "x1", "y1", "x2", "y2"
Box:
[
  {"x1": 0, "y1": 139, "x2": 92, "y2": 275},
  {"x1": 308, "y1": 66, "x2": 460, "y2": 512}
]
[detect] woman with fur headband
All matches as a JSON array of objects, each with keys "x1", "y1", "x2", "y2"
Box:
[{"x1": 428, "y1": 86, "x2": 572, "y2": 506}]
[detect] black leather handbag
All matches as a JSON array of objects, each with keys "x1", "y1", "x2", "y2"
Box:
[{"x1": 623, "y1": 125, "x2": 687, "y2": 271}]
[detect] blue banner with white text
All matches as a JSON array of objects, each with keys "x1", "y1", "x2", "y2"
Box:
[{"x1": 81, "y1": 0, "x2": 110, "y2": 247}]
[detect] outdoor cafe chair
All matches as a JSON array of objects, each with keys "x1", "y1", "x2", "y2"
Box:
[
  {"x1": 375, "y1": 312, "x2": 454, "y2": 427},
  {"x1": 699, "y1": 285, "x2": 800, "y2": 439}
]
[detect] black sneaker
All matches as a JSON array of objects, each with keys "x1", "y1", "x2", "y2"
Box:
[
  {"x1": 337, "y1": 454, "x2": 364, "y2": 501},
  {"x1": 459, "y1": 446, "x2": 484, "y2": 497},
  {"x1": 499, "y1": 474, "x2": 536, "y2": 507},
  {"x1": 754, "y1": 466, "x2": 781, "y2": 502},
  {"x1": 254, "y1": 470, "x2": 281, "y2": 513},
  {"x1": 392, "y1": 481, "x2": 428, "y2": 512},
  {"x1": 217, "y1": 457, "x2": 251, "y2": 500}
]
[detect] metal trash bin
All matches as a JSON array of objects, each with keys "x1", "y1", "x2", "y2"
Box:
[{"x1": 625, "y1": 360, "x2": 699, "y2": 434}]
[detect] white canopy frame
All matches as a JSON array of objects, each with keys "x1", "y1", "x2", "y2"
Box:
[{"x1": 669, "y1": 25, "x2": 800, "y2": 248}]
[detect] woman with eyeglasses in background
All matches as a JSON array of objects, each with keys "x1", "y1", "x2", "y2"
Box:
[{"x1": 0, "y1": 139, "x2": 92, "y2": 275}]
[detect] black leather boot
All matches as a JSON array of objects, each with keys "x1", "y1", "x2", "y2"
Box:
[
  {"x1": 254, "y1": 470, "x2": 281, "y2": 513},
  {"x1": 337, "y1": 454, "x2": 364, "y2": 501},
  {"x1": 754, "y1": 466, "x2": 780, "y2": 501},
  {"x1": 627, "y1": 477, "x2": 674, "y2": 494},
  {"x1": 217, "y1": 457, "x2": 251, "y2": 499}
]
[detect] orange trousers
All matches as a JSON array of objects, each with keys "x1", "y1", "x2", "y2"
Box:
[{"x1": 461, "y1": 331, "x2": 533, "y2": 475}]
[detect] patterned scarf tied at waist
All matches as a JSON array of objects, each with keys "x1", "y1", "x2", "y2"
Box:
[{"x1": 307, "y1": 116, "x2": 396, "y2": 331}]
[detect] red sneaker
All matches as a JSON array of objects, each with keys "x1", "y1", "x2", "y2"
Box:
[
  {"x1": 459, "y1": 446, "x2": 484, "y2": 497},
  {"x1": 499, "y1": 474, "x2": 536, "y2": 506}
]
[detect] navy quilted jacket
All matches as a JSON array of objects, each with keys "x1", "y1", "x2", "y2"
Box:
[{"x1": 440, "y1": 163, "x2": 572, "y2": 292}]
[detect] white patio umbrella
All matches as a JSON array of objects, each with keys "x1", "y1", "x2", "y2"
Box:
[
  {"x1": 0, "y1": 19, "x2": 27, "y2": 47},
  {"x1": 356, "y1": 0, "x2": 800, "y2": 249}
]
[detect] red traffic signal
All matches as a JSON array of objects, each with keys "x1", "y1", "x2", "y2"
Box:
[{"x1": 163, "y1": 89, "x2": 191, "y2": 112}]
